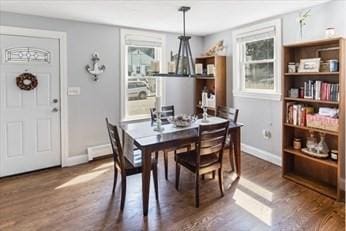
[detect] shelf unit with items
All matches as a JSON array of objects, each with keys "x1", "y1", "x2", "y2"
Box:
[
  {"x1": 282, "y1": 38, "x2": 345, "y2": 200},
  {"x1": 194, "y1": 56, "x2": 226, "y2": 116}
]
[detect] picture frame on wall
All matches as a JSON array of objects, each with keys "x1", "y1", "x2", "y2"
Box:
[{"x1": 298, "y1": 58, "x2": 321, "y2": 72}]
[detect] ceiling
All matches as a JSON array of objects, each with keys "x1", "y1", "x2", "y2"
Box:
[{"x1": 0, "y1": 0, "x2": 329, "y2": 36}]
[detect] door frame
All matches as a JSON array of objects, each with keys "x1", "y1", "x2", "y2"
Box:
[{"x1": 0, "y1": 26, "x2": 69, "y2": 167}]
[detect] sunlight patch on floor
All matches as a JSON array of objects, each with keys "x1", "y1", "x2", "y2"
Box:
[
  {"x1": 239, "y1": 178, "x2": 273, "y2": 202},
  {"x1": 233, "y1": 188, "x2": 272, "y2": 226},
  {"x1": 55, "y1": 169, "x2": 109, "y2": 189},
  {"x1": 92, "y1": 162, "x2": 114, "y2": 171}
]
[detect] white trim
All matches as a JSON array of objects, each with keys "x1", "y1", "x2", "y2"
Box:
[
  {"x1": 232, "y1": 19, "x2": 282, "y2": 101},
  {"x1": 242, "y1": 143, "x2": 282, "y2": 166},
  {"x1": 120, "y1": 28, "x2": 166, "y2": 122},
  {"x1": 65, "y1": 154, "x2": 89, "y2": 167},
  {"x1": 87, "y1": 144, "x2": 111, "y2": 161},
  {"x1": 0, "y1": 26, "x2": 69, "y2": 167}
]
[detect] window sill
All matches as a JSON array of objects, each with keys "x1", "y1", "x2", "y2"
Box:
[
  {"x1": 233, "y1": 91, "x2": 282, "y2": 101},
  {"x1": 121, "y1": 115, "x2": 151, "y2": 123}
]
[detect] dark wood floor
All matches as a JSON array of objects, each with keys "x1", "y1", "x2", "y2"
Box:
[{"x1": 0, "y1": 152, "x2": 344, "y2": 231}]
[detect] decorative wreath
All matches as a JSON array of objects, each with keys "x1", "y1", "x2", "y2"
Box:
[{"x1": 16, "y1": 73, "x2": 38, "y2": 91}]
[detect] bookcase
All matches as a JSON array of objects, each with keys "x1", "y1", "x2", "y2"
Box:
[
  {"x1": 282, "y1": 38, "x2": 345, "y2": 200},
  {"x1": 194, "y1": 56, "x2": 226, "y2": 116}
]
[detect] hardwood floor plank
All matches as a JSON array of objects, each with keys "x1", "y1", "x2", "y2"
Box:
[{"x1": 0, "y1": 152, "x2": 344, "y2": 231}]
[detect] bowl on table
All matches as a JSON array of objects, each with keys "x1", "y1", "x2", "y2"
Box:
[{"x1": 168, "y1": 115, "x2": 196, "y2": 127}]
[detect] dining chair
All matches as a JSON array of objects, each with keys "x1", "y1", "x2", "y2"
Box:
[
  {"x1": 150, "y1": 105, "x2": 190, "y2": 180},
  {"x1": 217, "y1": 106, "x2": 239, "y2": 172},
  {"x1": 175, "y1": 121, "x2": 229, "y2": 208},
  {"x1": 105, "y1": 118, "x2": 159, "y2": 210}
]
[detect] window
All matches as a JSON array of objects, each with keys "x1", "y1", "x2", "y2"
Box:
[
  {"x1": 233, "y1": 19, "x2": 282, "y2": 100},
  {"x1": 121, "y1": 29, "x2": 166, "y2": 121}
]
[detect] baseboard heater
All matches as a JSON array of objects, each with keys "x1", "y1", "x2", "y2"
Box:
[{"x1": 87, "y1": 144, "x2": 112, "y2": 161}]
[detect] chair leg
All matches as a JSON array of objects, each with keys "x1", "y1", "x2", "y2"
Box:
[
  {"x1": 155, "y1": 151, "x2": 159, "y2": 161},
  {"x1": 212, "y1": 170, "x2": 216, "y2": 179},
  {"x1": 195, "y1": 173, "x2": 200, "y2": 208},
  {"x1": 218, "y1": 168, "x2": 224, "y2": 197},
  {"x1": 229, "y1": 145, "x2": 235, "y2": 172},
  {"x1": 112, "y1": 166, "x2": 118, "y2": 193},
  {"x1": 175, "y1": 162, "x2": 180, "y2": 191},
  {"x1": 164, "y1": 151, "x2": 168, "y2": 180},
  {"x1": 153, "y1": 165, "x2": 159, "y2": 201},
  {"x1": 120, "y1": 177, "x2": 127, "y2": 210}
]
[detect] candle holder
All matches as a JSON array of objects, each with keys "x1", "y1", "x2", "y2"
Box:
[
  {"x1": 202, "y1": 106, "x2": 209, "y2": 123},
  {"x1": 153, "y1": 111, "x2": 164, "y2": 132}
]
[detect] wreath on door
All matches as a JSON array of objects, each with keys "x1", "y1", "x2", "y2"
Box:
[{"x1": 16, "y1": 73, "x2": 38, "y2": 91}]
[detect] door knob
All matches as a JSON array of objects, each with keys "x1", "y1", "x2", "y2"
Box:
[
  {"x1": 52, "y1": 108, "x2": 59, "y2": 112},
  {"x1": 52, "y1": 99, "x2": 58, "y2": 103}
]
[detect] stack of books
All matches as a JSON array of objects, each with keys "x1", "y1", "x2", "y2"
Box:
[
  {"x1": 304, "y1": 80, "x2": 339, "y2": 101},
  {"x1": 286, "y1": 103, "x2": 314, "y2": 126}
]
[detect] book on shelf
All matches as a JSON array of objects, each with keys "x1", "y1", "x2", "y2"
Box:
[
  {"x1": 286, "y1": 102, "x2": 314, "y2": 126},
  {"x1": 303, "y1": 80, "x2": 339, "y2": 102}
]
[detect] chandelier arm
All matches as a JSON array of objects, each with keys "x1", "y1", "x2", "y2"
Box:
[
  {"x1": 187, "y1": 41, "x2": 195, "y2": 74},
  {"x1": 175, "y1": 38, "x2": 183, "y2": 74}
]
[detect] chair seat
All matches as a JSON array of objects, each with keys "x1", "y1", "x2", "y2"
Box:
[
  {"x1": 124, "y1": 150, "x2": 157, "y2": 176},
  {"x1": 176, "y1": 151, "x2": 219, "y2": 172}
]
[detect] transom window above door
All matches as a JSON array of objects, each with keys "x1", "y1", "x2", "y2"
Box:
[
  {"x1": 121, "y1": 29, "x2": 166, "y2": 121},
  {"x1": 233, "y1": 19, "x2": 282, "y2": 101}
]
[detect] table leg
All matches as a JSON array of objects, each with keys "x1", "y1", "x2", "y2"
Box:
[
  {"x1": 142, "y1": 148, "x2": 151, "y2": 216},
  {"x1": 232, "y1": 127, "x2": 241, "y2": 176}
]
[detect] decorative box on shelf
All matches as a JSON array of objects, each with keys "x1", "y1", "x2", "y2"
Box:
[{"x1": 306, "y1": 114, "x2": 338, "y2": 132}]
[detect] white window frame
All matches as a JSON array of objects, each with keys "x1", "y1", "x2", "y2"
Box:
[
  {"x1": 120, "y1": 29, "x2": 166, "y2": 122},
  {"x1": 232, "y1": 19, "x2": 282, "y2": 101}
]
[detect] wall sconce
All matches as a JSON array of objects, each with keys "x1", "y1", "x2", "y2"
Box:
[{"x1": 85, "y1": 52, "x2": 106, "y2": 81}]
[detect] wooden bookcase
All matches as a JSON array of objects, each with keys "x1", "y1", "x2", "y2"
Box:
[
  {"x1": 194, "y1": 56, "x2": 226, "y2": 116},
  {"x1": 282, "y1": 38, "x2": 345, "y2": 200}
]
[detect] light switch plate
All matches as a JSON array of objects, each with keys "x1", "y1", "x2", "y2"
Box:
[{"x1": 67, "y1": 87, "x2": 81, "y2": 96}]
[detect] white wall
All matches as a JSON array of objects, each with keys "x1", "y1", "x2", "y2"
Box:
[
  {"x1": 203, "y1": 0, "x2": 346, "y2": 164},
  {"x1": 0, "y1": 12, "x2": 203, "y2": 158}
]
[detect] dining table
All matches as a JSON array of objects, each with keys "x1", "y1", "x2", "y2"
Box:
[{"x1": 120, "y1": 116, "x2": 243, "y2": 216}]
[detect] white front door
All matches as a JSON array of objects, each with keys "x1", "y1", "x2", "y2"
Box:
[{"x1": 0, "y1": 34, "x2": 61, "y2": 177}]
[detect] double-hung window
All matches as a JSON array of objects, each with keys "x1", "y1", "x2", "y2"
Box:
[
  {"x1": 233, "y1": 19, "x2": 282, "y2": 100},
  {"x1": 121, "y1": 29, "x2": 166, "y2": 121}
]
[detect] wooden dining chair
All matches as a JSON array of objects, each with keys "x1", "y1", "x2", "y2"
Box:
[
  {"x1": 150, "y1": 105, "x2": 190, "y2": 180},
  {"x1": 217, "y1": 106, "x2": 239, "y2": 172},
  {"x1": 105, "y1": 118, "x2": 159, "y2": 210},
  {"x1": 175, "y1": 121, "x2": 229, "y2": 208}
]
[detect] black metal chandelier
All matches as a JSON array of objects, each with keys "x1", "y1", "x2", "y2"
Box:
[{"x1": 155, "y1": 6, "x2": 195, "y2": 77}]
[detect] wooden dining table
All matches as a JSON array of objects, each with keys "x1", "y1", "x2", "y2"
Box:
[{"x1": 120, "y1": 117, "x2": 243, "y2": 216}]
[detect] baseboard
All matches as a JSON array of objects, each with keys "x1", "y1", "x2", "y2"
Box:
[
  {"x1": 241, "y1": 143, "x2": 281, "y2": 166},
  {"x1": 65, "y1": 154, "x2": 89, "y2": 167},
  {"x1": 87, "y1": 144, "x2": 112, "y2": 161}
]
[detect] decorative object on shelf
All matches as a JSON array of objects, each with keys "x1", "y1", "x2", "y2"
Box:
[
  {"x1": 319, "y1": 61, "x2": 329, "y2": 72},
  {"x1": 297, "y1": 9, "x2": 311, "y2": 40},
  {"x1": 195, "y1": 63, "x2": 203, "y2": 75},
  {"x1": 330, "y1": 150, "x2": 338, "y2": 161},
  {"x1": 16, "y1": 72, "x2": 38, "y2": 91},
  {"x1": 207, "y1": 94, "x2": 216, "y2": 108},
  {"x1": 293, "y1": 138, "x2": 302, "y2": 150},
  {"x1": 299, "y1": 87, "x2": 304, "y2": 98},
  {"x1": 85, "y1": 52, "x2": 106, "y2": 81},
  {"x1": 168, "y1": 114, "x2": 196, "y2": 127},
  {"x1": 328, "y1": 59, "x2": 339, "y2": 72},
  {"x1": 207, "y1": 64, "x2": 215, "y2": 76},
  {"x1": 153, "y1": 96, "x2": 164, "y2": 132},
  {"x1": 298, "y1": 58, "x2": 320, "y2": 72},
  {"x1": 201, "y1": 87, "x2": 209, "y2": 123},
  {"x1": 306, "y1": 114, "x2": 338, "y2": 132},
  {"x1": 325, "y1": 27, "x2": 336, "y2": 38},
  {"x1": 288, "y1": 62, "x2": 297, "y2": 73},
  {"x1": 306, "y1": 131, "x2": 317, "y2": 152},
  {"x1": 202, "y1": 40, "x2": 225, "y2": 56},
  {"x1": 315, "y1": 132, "x2": 329, "y2": 155},
  {"x1": 289, "y1": 88, "x2": 299, "y2": 98}
]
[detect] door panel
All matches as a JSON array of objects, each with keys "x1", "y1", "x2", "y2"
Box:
[{"x1": 0, "y1": 34, "x2": 61, "y2": 177}]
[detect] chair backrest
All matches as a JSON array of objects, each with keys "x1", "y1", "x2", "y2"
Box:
[
  {"x1": 217, "y1": 106, "x2": 239, "y2": 123},
  {"x1": 105, "y1": 118, "x2": 126, "y2": 171},
  {"x1": 196, "y1": 121, "x2": 229, "y2": 166},
  {"x1": 150, "y1": 105, "x2": 175, "y2": 124}
]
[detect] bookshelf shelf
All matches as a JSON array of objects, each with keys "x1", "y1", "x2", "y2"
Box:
[
  {"x1": 284, "y1": 97, "x2": 339, "y2": 105},
  {"x1": 284, "y1": 72, "x2": 339, "y2": 76},
  {"x1": 282, "y1": 38, "x2": 345, "y2": 201},
  {"x1": 284, "y1": 148, "x2": 338, "y2": 168}
]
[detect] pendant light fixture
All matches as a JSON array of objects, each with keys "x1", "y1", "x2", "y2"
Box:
[{"x1": 155, "y1": 6, "x2": 195, "y2": 77}]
